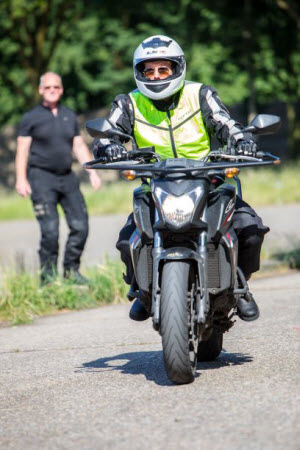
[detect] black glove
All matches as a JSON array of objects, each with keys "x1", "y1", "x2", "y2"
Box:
[
  {"x1": 92, "y1": 140, "x2": 128, "y2": 161},
  {"x1": 92, "y1": 139, "x2": 104, "y2": 159},
  {"x1": 105, "y1": 144, "x2": 128, "y2": 162},
  {"x1": 236, "y1": 139, "x2": 257, "y2": 156}
]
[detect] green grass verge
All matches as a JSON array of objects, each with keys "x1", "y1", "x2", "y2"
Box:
[
  {"x1": 0, "y1": 258, "x2": 127, "y2": 325},
  {"x1": 236, "y1": 161, "x2": 300, "y2": 206},
  {"x1": 261, "y1": 243, "x2": 300, "y2": 271},
  {"x1": 1, "y1": 248, "x2": 299, "y2": 326},
  {"x1": 1, "y1": 162, "x2": 299, "y2": 221},
  {"x1": 0, "y1": 180, "x2": 138, "y2": 221}
]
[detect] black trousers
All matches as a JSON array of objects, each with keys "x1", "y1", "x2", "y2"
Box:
[
  {"x1": 116, "y1": 197, "x2": 269, "y2": 285},
  {"x1": 28, "y1": 167, "x2": 89, "y2": 276}
]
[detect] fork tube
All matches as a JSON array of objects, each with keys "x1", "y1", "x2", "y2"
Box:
[
  {"x1": 197, "y1": 227, "x2": 209, "y2": 323},
  {"x1": 152, "y1": 209, "x2": 162, "y2": 324}
]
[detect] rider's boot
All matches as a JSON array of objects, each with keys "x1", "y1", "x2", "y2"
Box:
[
  {"x1": 129, "y1": 299, "x2": 150, "y2": 321},
  {"x1": 126, "y1": 279, "x2": 139, "y2": 301},
  {"x1": 237, "y1": 291, "x2": 260, "y2": 321}
]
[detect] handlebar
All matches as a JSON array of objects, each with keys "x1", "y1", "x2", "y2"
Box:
[
  {"x1": 83, "y1": 148, "x2": 281, "y2": 174},
  {"x1": 85, "y1": 147, "x2": 161, "y2": 168}
]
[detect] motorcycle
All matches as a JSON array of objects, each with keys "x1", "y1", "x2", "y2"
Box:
[{"x1": 84, "y1": 114, "x2": 281, "y2": 385}]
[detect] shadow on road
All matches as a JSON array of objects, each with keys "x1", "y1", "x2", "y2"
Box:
[
  {"x1": 78, "y1": 350, "x2": 172, "y2": 386},
  {"x1": 77, "y1": 349, "x2": 253, "y2": 386},
  {"x1": 198, "y1": 351, "x2": 253, "y2": 371}
]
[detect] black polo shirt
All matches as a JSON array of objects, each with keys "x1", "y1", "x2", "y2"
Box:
[{"x1": 18, "y1": 104, "x2": 80, "y2": 174}]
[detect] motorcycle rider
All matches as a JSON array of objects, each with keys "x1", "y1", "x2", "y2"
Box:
[{"x1": 93, "y1": 35, "x2": 269, "y2": 322}]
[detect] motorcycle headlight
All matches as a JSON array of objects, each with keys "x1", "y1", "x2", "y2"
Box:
[{"x1": 162, "y1": 194, "x2": 195, "y2": 228}]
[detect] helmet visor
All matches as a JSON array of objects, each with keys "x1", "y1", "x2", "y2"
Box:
[{"x1": 134, "y1": 56, "x2": 185, "y2": 83}]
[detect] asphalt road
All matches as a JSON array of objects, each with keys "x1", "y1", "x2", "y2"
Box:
[
  {"x1": 0, "y1": 272, "x2": 299, "y2": 449},
  {"x1": 0, "y1": 203, "x2": 300, "y2": 273}
]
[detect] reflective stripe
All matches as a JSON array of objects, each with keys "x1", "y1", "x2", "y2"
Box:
[
  {"x1": 135, "y1": 118, "x2": 168, "y2": 130},
  {"x1": 129, "y1": 82, "x2": 211, "y2": 160},
  {"x1": 110, "y1": 106, "x2": 122, "y2": 126},
  {"x1": 205, "y1": 90, "x2": 244, "y2": 142},
  {"x1": 173, "y1": 107, "x2": 201, "y2": 130}
]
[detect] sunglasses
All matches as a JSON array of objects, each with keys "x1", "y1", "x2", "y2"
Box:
[{"x1": 143, "y1": 66, "x2": 172, "y2": 79}]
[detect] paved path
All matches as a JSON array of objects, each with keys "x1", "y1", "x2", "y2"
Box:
[
  {"x1": 0, "y1": 204, "x2": 299, "y2": 273},
  {"x1": 0, "y1": 272, "x2": 299, "y2": 449}
]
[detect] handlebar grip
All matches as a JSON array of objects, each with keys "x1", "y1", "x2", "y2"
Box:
[{"x1": 94, "y1": 156, "x2": 109, "y2": 163}]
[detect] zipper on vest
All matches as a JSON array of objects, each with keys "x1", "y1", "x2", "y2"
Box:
[{"x1": 166, "y1": 111, "x2": 178, "y2": 158}]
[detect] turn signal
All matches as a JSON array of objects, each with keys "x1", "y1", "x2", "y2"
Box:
[
  {"x1": 121, "y1": 170, "x2": 136, "y2": 181},
  {"x1": 225, "y1": 168, "x2": 240, "y2": 178}
]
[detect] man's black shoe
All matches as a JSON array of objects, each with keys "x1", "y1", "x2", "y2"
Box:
[
  {"x1": 127, "y1": 281, "x2": 139, "y2": 301},
  {"x1": 40, "y1": 268, "x2": 57, "y2": 286},
  {"x1": 64, "y1": 269, "x2": 89, "y2": 285},
  {"x1": 237, "y1": 292, "x2": 260, "y2": 322},
  {"x1": 129, "y1": 299, "x2": 150, "y2": 321}
]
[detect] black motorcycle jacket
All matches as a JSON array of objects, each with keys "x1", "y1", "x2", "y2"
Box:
[{"x1": 93, "y1": 83, "x2": 250, "y2": 157}]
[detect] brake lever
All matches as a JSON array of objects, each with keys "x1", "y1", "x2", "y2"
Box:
[{"x1": 84, "y1": 156, "x2": 108, "y2": 167}]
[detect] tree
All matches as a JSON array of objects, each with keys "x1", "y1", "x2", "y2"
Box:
[{"x1": 0, "y1": 0, "x2": 299, "y2": 137}]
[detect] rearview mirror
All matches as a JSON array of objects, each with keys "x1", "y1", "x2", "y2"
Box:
[
  {"x1": 86, "y1": 118, "x2": 118, "y2": 139},
  {"x1": 244, "y1": 114, "x2": 281, "y2": 135},
  {"x1": 86, "y1": 117, "x2": 137, "y2": 150}
]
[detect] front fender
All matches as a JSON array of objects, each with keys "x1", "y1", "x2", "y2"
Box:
[{"x1": 159, "y1": 247, "x2": 202, "y2": 261}]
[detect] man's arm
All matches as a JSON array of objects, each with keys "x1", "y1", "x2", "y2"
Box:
[
  {"x1": 72, "y1": 135, "x2": 101, "y2": 190},
  {"x1": 15, "y1": 136, "x2": 32, "y2": 197},
  {"x1": 92, "y1": 94, "x2": 134, "y2": 158},
  {"x1": 200, "y1": 85, "x2": 246, "y2": 145}
]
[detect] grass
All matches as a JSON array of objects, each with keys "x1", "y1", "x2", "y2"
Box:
[
  {"x1": 0, "y1": 258, "x2": 127, "y2": 325},
  {"x1": 1, "y1": 245, "x2": 299, "y2": 326},
  {"x1": 236, "y1": 161, "x2": 300, "y2": 206},
  {"x1": 0, "y1": 162, "x2": 299, "y2": 221},
  {"x1": 0, "y1": 180, "x2": 138, "y2": 221},
  {"x1": 261, "y1": 242, "x2": 300, "y2": 272}
]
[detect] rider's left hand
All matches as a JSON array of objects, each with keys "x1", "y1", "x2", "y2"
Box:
[{"x1": 236, "y1": 139, "x2": 257, "y2": 156}]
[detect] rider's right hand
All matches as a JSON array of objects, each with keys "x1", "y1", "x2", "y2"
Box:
[
  {"x1": 105, "y1": 144, "x2": 128, "y2": 162},
  {"x1": 92, "y1": 139, "x2": 105, "y2": 159},
  {"x1": 92, "y1": 140, "x2": 128, "y2": 162}
]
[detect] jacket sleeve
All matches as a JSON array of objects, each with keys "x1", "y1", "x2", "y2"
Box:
[
  {"x1": 95, "y1": 94, "x2": 134, "y2": 149},
  {"x1": 200, "y1": 85, "x2": 247, "y2": 145}
]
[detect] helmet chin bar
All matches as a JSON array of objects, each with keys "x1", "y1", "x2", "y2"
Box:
[
  {"x1": 145, "y1": 82, "x2": 171, "y2": 93},
  {"x1": 136, "y1": 77, "x2": 185, "y2": 101}
]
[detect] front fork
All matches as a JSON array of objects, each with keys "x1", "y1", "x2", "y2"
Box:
[
  {"x1": 196, "y1": 230, "x2": 209, "y2": 323},
  {"x1": 152, "y1": 210, "x2": 163, "y2": 328}
]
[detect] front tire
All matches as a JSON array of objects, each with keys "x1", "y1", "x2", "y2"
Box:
[{"x1": 160, "y1": 261, "x2": 197, "y2": 385}]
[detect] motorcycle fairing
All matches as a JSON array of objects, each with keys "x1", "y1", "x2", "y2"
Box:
[
  {"x1": 133, "y1": 184, "x2": 154, "y2": 243},
  {"x1": 207, "y1": 183, "x2": 236, "y2": 241}
]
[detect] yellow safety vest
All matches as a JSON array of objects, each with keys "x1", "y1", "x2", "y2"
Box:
[{"x1": 129, "y1": 82, "x2": 210, "y2": 160}]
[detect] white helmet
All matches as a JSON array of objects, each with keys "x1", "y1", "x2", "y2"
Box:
[{"x1": 133, "y1": 35, "x2": 186, "y2": 100}]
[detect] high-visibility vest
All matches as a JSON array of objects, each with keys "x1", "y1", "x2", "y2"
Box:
[{"x1": 129, "y1": 82, "x2": 210, "y2": 160}]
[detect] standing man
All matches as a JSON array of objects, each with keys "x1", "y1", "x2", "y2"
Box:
[{"x1": 16, "y1": 71, "x2": 101, "y2": 284}]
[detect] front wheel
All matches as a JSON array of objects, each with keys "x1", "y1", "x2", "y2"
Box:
[{"x1": 160, "y1": 261, "x2": 197, "y2": 385}]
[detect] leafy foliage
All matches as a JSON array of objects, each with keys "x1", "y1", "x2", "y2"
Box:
[{"x1": 0, "y1": 0, "x2": 299, "y2": 127}]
